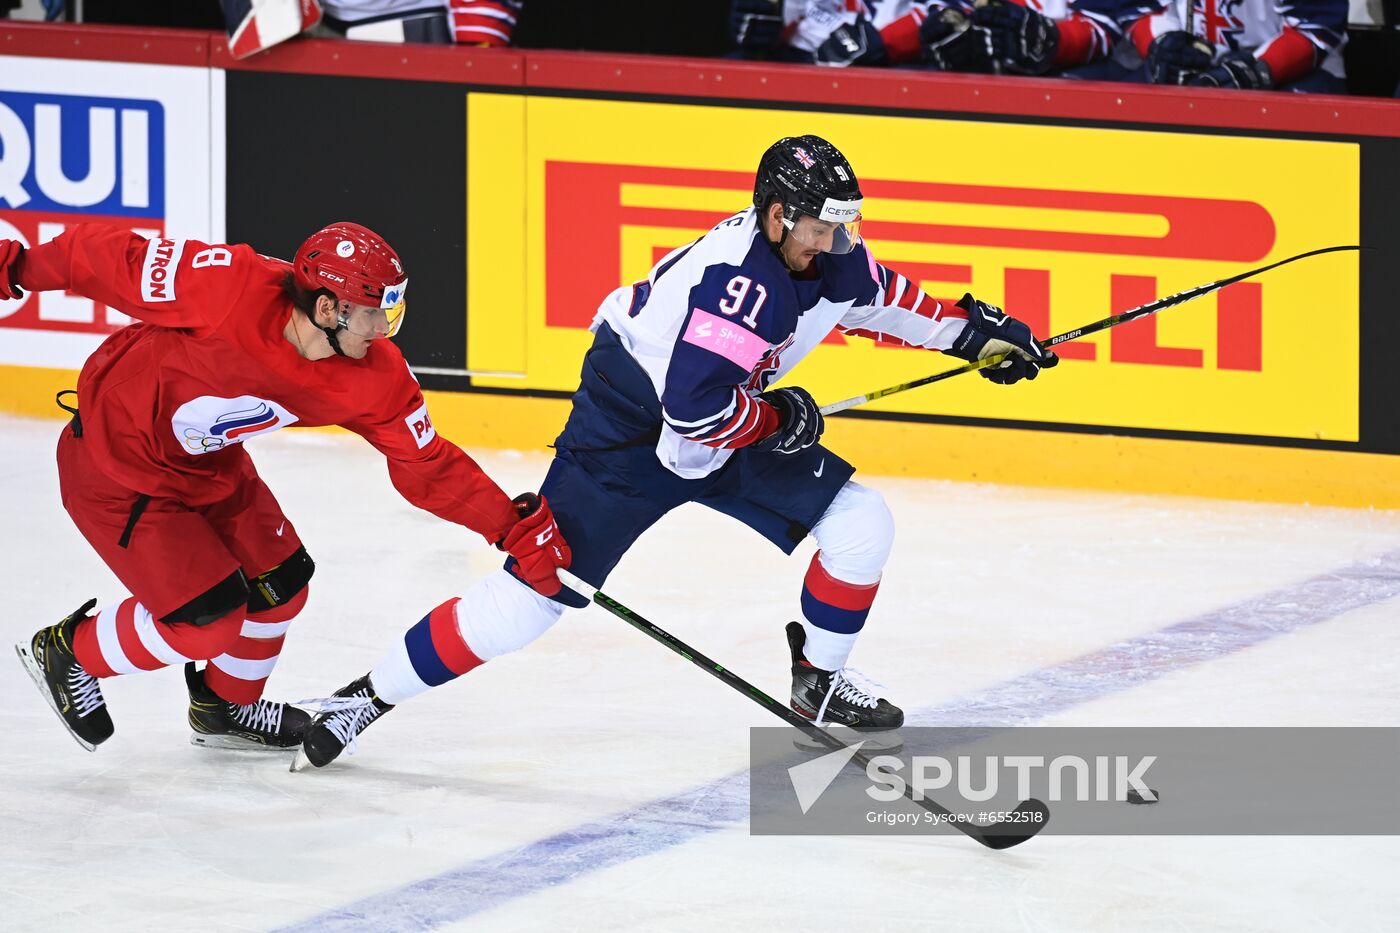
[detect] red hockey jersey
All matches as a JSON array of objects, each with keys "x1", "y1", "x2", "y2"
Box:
[{"x1": 18, "y1": 224, "x2": 518, "y2": 543}]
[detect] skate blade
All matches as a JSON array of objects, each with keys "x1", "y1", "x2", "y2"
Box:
[
  {"x1": 792, "y1": 724, "x2": 904, "y2": 755},
  {"x1": 289, "y1": 749, "x2": 314, "y2": 773},
  {"x1": 14, "y1": 642, "x2": 98, "y2": 753},
  {"x1": 189, "y1": 732, "x2": 298, "y2": 752}
]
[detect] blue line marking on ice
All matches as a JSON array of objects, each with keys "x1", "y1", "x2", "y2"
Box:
[{"x1": 276, "y1": 548, "x2": 1400, "y2": 933}]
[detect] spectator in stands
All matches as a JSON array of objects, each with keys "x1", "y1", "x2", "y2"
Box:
[
  {"x1": 318, "y1": 0, "x2": 521, "y2": 45},
  {"x1": 1072, "y1": 0, "x2": 1347, "y2": 92},
  {"x1": 972, "y1": 0, "x2": 1127, "y2": 75},
  {"x1": 730, "y1": 0, "x2": 993, "y2": 70},
  {"x1": 729, "y1": 0, "x2": 1125, "y2": 76}
]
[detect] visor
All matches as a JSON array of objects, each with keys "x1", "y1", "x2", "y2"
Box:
[
  {"x1": 784, "y1": 196, "x2": 863, "y2": 255},
  {"x1": 337, "y1": 278, "x2": 408, "y2": 340},
  {"x1": 380, "y1": 278, "x2": 407, "y2": 337}
]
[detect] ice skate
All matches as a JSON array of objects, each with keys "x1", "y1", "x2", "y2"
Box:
[
  {"x1": 786, "y1": 621, "x2": 903, "y2": 753},
  {"x1": 186, "y1": 662, "x2": 310, "y2": 750},
  {"x1": 15, "y1": 599, "x2": 113, "y2": 752},
  {"x1": 291, "y1": 674, "x2": 394, "y2": 772}
]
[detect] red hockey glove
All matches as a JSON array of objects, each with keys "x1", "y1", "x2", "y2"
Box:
[
  {"x1": 0, "y1": 239, "x2": 25, "y2": 300},
  {"x1": 499, "y1": 493, "x2": 571, "y2": 597}
]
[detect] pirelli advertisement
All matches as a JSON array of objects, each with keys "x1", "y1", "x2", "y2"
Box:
[{"x1": 463, "y1": 93, "x2": 1363, "y2": 445}]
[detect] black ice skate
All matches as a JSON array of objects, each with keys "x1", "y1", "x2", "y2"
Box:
[
  {"x1": 186, "y1": 662, "x2": 310, "y2": 751},
  {"x1": 786, "y1": 621, "x2": 904, "y2": 753},
  {"x1": 15, "y1": 598, "x2": 113, "y2": 752},
  {"x1": 290, "y1": 674, "x2": 394, "y2": 772}
]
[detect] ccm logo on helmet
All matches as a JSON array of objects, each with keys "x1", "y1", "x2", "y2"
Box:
[
  {"x1": 141, "y1": 237, "x2": 186, "y2": 302},
  {"x1": 404, "y1": 401, "x2": 436, "y2": 449}
]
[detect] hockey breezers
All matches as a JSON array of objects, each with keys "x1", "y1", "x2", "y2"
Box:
[
  {"x1": 556, "y1": 569, "x2": 1050, "y2": 850},
  {"x1": 819, "y1": 244, "x2": 1362, "y2": 415}
]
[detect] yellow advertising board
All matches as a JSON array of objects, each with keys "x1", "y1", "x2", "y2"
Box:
[{"x1": 467, "y1": 93, "x2": 1359, "y2": 443}]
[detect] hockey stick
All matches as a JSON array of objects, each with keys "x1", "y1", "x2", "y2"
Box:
[
  {"x1": 557, "y1": 569, "x2": 1050, "y2": 850},
  {"x1": 820, "y1": 244, "x2": 1361, "y2": 416}
]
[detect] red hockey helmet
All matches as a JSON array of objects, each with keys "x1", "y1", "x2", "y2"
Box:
[{"x1": 293, "y1": 222, "x2": 408, "y2": 337}]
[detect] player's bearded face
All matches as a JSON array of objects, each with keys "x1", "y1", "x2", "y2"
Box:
[
  {"x1": 779, "y1": 231, "x2": 820, "y2": 272},
  {"x1": 780, "y1": 212, "x2": 862, "y2": 271}
]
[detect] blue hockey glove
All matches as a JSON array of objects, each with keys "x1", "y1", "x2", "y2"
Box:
[
  {"x1": 1188, "y1": 50, "x2": 1272, "y2": 89},
  {"x1": 815, "y1": 16, "x2": 888, "y2": 67},
  {"x1": 730, "y1": 0, "x2": 784, "y2": 55},
  {"x1": 920, "y1": 6, "x2": 998, "y2": 72},
  {"x1": 972, "y1": 0, "x2": 1059, "y2": 74},
  {"x1": 753, "y1": 386, "x2": 824, "y2": 455},
  {"x1": 1145, "y1": 30, "x2": 1215, "y2": 84},
  {"x1": 42, "y1": 0, "x2": 65, "y2": 20},
  {"x1": 945, "y1": 294, "x2": 1058, "y2": 385}
]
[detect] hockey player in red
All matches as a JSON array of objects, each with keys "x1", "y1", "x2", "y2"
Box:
[{"x1": 0, "y1": 223, "x2": 570, "y2": 753}]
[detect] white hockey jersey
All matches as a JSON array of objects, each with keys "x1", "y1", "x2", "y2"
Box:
[
  {"x1": 593, "y1": 208, "x2": 972, "y2": 479},
  {"x1": 320, "y1": 0, "x2": 446, "y2": 21}
]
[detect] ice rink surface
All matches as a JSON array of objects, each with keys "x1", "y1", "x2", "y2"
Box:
[{"x1": 2, "y1": 413, "x2": 1398, "y2": 932}]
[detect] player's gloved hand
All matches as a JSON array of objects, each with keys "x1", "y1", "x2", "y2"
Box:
[
  {"x1": 815, "y1": 16, "x2": 888, "y2": 67},
  {"x1": 1145, "y1": 30, "x2": 1215, "y2": 84},
  {"x1": 753, "y1": 386, "x2": 824, "y2": 455},
  {"x1": 972, "y1": 0, "x2": 1060, "y2": 74},
  {"x1": 730, "y1": 0, "x2": 784, "y2": 55},
  {"x1": 500, "y1": 493, "x2": 571, "y2": 597},
  {"x1": 920, "y1": 6, "x2": 998, "y2": 73},
  {"x1": 0, "y1": 239, "x2": 25, "y2": 301},
  {"x1": 945, "y1": 293, "x2": 1058, "y2": 385},
  {"x1": 42, "y1": 0, "x2": 65, "y2": 21},
  {"x1": 1188, "y1": 50, "x2": 1272, "y2": 89}
]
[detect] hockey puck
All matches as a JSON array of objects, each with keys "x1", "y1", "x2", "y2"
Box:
[{"x1": 1126, "y1": 788, "x2": 1160, "y2": 805}]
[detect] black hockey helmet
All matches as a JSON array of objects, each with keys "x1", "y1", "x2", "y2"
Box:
[{"x1": 752, "y1": 135, "x2": 864, "y2": 254}]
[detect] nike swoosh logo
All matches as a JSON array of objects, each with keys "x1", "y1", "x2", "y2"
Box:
[
  {"x1": 275, "y1": 522, "x2": 285, "y2": 536},
  {"x1": 813, "y1": 459, "x2": 825, "y2": 478}
]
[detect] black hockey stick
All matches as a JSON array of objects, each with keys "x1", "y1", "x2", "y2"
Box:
[
  {"x1": 821, "y1": 244, "x2": 1362, "y2": 415},
  {"x1": 557, "y1": 569, "x2": 1050, "y2": 850}
]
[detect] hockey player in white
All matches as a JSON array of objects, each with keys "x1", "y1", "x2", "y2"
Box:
[{"x1": 292, "y1": 136, "x2": 1058, "y2": 770}]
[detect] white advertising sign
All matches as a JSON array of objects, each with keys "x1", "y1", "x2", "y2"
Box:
[{"x1": 0, "y1": 57, "x2": 223, "y2": 368}]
